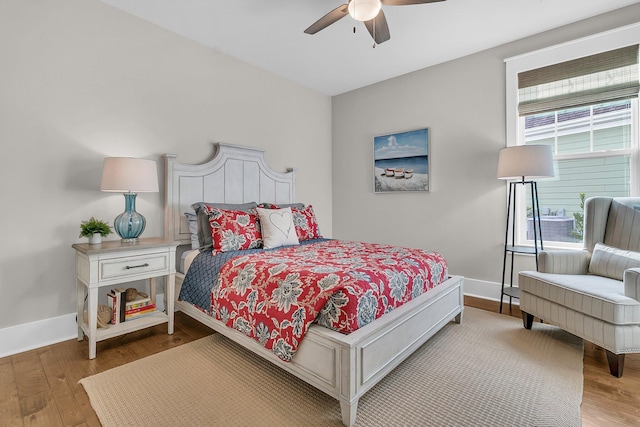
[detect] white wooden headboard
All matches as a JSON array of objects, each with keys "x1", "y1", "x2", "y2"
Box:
[{"x1": 163, "y1": 143, "x2": 296, "y2": 246}]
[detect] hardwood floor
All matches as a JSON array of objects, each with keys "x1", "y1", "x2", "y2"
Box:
[
  {"x1": 0, "y1": 312, "x2": 213, "y2": 427},
  {"x1": 1, "y1": 302, "x2": 639, "y2": 426}
]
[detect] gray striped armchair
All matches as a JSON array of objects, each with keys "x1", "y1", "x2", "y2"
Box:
[{"x1": 519, "y1": 197, "x2": 640, "y2": 377}]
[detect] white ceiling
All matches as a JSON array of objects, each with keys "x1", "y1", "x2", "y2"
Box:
[{"x1": 100, "y1": 0, "x2": 639, "y2": 96}]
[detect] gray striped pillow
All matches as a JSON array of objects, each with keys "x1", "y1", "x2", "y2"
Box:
[{"x1": 588, "y1": 243, "x2": 640, "y2": 281}]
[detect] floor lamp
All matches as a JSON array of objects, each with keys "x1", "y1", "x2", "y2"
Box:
[{"x1": 497, "y1": 145, "x2": 554, "y2": 313}]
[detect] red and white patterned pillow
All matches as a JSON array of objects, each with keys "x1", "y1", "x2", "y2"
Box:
[
  {"x1": 291, "y1": 205, "x2": 322, "y2": 241},
  {"x1": 204, "y1": 206, "x2": 262, "y2": 253}
]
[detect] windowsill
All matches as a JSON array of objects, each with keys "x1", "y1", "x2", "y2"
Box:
[{"x1": 514, "y1": 241, "x2": 584, "y2": 251}]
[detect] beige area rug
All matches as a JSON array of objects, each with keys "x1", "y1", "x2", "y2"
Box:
[{"x1": 80, "y1": 307, "x2": 583, "y2": 426}]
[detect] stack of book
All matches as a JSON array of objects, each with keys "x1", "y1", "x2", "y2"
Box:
[
  {"x1": 125, "y1": 293, "x2": 156, "y2": 320},
  {"x1": 107, "y1": 288, "x2": 156, "y2": 324}
]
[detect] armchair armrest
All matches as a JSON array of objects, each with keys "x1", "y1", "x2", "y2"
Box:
[
  {"x1": 538, "y1": 249, "x2": 591, "y2": 274},
  {"x1": 624, "y1": 268, "x2": 640, "y2": 301}
]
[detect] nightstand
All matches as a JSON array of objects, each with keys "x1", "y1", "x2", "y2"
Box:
[{"x1": 72, "y1": 237, "x2": 179, "y2": 359}]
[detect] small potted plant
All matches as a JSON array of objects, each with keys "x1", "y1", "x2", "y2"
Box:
[{"x1": 79, "y1": 217, "x2": 112, "y2": 244}]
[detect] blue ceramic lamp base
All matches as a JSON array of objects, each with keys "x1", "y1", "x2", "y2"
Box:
[{"x1": 114, "y1": 193, "x2": 146, "y2": 242}]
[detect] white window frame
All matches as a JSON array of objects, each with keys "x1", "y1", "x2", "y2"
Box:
[{"x1": 505, "y1": 23, "x2": 640, "y2": 249}]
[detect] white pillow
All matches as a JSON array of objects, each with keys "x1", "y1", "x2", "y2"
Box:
[
  {"x1": 589, "y1": 243, "x2": 640, "y2": 281},
  {"x1": 256, "y1": 207, "x2": 299, "y2": 249}
]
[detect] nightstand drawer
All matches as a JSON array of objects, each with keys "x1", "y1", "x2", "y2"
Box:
[{"x1": 100, "y1": 252, "x2": 169, "y2": 281}]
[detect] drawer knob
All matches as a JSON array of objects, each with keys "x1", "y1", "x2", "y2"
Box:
[{"x1": 125, "y1": 263, "x2": 149, "y2": 270}]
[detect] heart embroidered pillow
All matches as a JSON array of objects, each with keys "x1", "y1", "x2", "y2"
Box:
[{"x1": 256, "y1": 207, "x2": 299, "y2": 249}]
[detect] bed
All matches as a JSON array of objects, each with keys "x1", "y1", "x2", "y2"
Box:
[{"x1": 163, "y1": 143, "x2": 464, "y2": 426}]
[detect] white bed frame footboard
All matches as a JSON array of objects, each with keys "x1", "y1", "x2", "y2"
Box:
[
  {"x1": 175, "y1": 275, "x2": 463, "y2": 425},
  {"x1": 164, "y1": 144, "x2": 464, "y2": 426}
]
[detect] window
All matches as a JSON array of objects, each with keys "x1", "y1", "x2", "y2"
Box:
[
  {"x1": 523, "y1": 100, "x2": 636, "y2": 244},
  {"x1": 505, "y1": 24, "x2": 640, "y2": 248}
]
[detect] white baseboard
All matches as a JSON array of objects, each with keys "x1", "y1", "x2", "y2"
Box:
[
  {"x1": 462, "y1": 276, "x2": 521, "y2": 308},
  {"x1": 0, "y1": 280, "x2": 508, "y2": 359},
  {"x1": 463, "y1": 277, "x2": 501, "y2": 301},
  {"x1": 0, "y1": 294, "x2": 167, "y2": 359},
  {"x1": 0, "y1": 312, "x2": 78, "y2": 359}
]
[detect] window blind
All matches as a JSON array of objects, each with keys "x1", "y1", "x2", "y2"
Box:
[{"x1": 518, "y1": 44, "x2": 639, "y2": 116}]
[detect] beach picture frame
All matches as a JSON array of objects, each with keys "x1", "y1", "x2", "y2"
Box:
[{"x1": 373, "y1": 127, "x2": 430, "y2": 193}]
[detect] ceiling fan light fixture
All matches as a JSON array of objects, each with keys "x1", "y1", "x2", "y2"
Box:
[{"x1": 348, "y1": 0, "x2": 382, "y2": 22}]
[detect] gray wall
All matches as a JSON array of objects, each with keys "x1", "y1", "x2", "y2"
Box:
[
  {"x1": 331, "y1": 4, "x2": 640, "y2": 294},
  {"x1": 0, "y1": 0, "x2": 332, "y2": 330}
]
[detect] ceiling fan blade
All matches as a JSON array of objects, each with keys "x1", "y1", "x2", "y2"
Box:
[
  {"x1": 304, "y1": 4, "x2": 349, "y2": 35},
  {"x1": 381, "y1": 0, "x2": 445, "y2": 5},
  {"x1": 364, "y1": 10, "x2": 390, "y2": 44}
]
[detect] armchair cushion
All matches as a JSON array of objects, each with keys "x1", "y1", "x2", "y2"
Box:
[
  {"x1": 538, "y1": 249, "x2": 590, "y2": 274},
  {"x1": 519, "y1": 271, "x2": 640, "y2": 325},
  {"x1": 625, "y1": 268, "x2": 640, "y2": 301},
  {"x1": 589, "y1": 243, "x2": 640, "y2": 281}
]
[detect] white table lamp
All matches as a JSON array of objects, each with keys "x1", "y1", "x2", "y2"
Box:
[{"x1": 100, "y1": 157, "x2": 159, "y2": 242}]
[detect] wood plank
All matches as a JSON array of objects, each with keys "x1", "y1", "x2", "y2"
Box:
[
  {"x1": 37, "y1": 347, "x2": 85, "y2": 426},
  {"x1": 0, "y1": 359, "x2": 23, "y2": 427},
  {"x1": 20, "y1": 390, "x2": 63, "y2": 427},
  {"x1": 175, "y1": 311, "x2": 215, "y2": 339},
  {"x1": 48, "y1": 339, "x2": 101, "y2": 426},
  {"x1": 12, "y1": 349, "x2": 50, "y2": 399},
  {"x1": 581, "y1": 342, "x2": 640, "y2": 426},
  {"x1": 73, "y1": 386, "x2": 102, "y2": 427}
]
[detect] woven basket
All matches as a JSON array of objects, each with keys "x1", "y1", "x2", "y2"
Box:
[{"x1": 83, "y1": 304, "x2": 112, "y2": 329}]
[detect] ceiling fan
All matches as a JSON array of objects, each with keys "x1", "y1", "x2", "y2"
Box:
[{"x1": 304, "y1": 0, "x2": 446, "y2": 45}]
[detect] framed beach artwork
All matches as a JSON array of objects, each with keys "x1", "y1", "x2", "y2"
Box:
[{"x1": 374, "y1": 127, "x2": 430, "y2": 193}]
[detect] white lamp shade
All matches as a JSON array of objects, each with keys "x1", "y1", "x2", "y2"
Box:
[
  {"x1": 100, "y1": 157, "x2": 159, "y2": 193},
  {"x1": 348, "y1": 0, "x2": 382, "y2": 21},
  {"x1": 497, "y1": 145, "x2": 554, "y2": 180}
]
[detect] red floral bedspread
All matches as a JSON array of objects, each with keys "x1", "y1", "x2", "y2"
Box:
[{"x1": 211, "y1": 240, "x2": 448, "y2": 361}]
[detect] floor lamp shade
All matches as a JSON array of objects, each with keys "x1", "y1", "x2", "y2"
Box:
[
  {"x1": 497, "y1": 145, "x2": 554, "y2": 180},
  {"x1": 100, "y1": 157, "x2": 159, "y2": 241}
]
